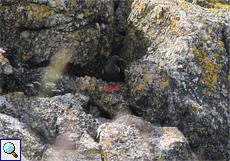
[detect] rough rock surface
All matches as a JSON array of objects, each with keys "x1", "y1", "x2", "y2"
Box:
[
  {"x1": 123, "y1": 0, "x2": 230, "y2": 160},
  {"x1": 1, "y1": 0, "x2": 113, "y2": 76},
  {"x1": 97, "y1": 114, "x2": 197, "y2": 160},
  {"x1": 0, "y1": 92, "x2": 108, "y2": 160},
  {"x1": 0, "y1": 0, "x2": 230, "y2": 160},
  {"x1": 0, "y1": 113, "x2": 44, "y2": 160},
  {"x1": 75, "y1": 76, "x2": 130, "y2": 118}
]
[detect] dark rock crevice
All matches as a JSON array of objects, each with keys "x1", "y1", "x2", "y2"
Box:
[{"x1": 221, "y1": 24, "x2": 230, "y2": 81}]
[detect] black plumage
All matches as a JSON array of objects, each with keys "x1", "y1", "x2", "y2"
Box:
[{"x1": 102, "y1": 55, "x2": 125, "y2": 91}]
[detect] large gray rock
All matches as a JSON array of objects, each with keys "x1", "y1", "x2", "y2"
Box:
[
  {"x1": 0, "y1": 92, "x2": 109, "y2": 159},
  {"x1": 97, "y1": 114, "x2": 197, "y2": 160},
  {"x1": 0, "y1": 0, "x2": 230, "y2": 160},
  {"x1": 75, "y1": 76, "x2": 130, "y2": 119},
  {"x1": 42, "y1": 131, "x2": 102, "y2": 161},
  {"x1": 1, "y1": 0, "x2": 113, "y2": 76},
  {"x1": 0, "y1": 93, "x2": 197, "y2": 160},
  {"x1": 123, "y1": 0, "x2": 230, "y2": 160},
  {"x1": 0, "y1": 113, "x2": 45, "y2": 160}
]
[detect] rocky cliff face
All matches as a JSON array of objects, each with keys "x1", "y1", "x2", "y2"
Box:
[{"x1": 0, "y1": 0, "x2": 229, "y2": 160}]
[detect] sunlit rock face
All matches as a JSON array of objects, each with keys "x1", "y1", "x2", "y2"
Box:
[
  {"x1": 0, "y1": 0, "x2": 229, "y2": 160},
  {"x1": 123, "y1": 0, "x2": 230, "y2": 160}
]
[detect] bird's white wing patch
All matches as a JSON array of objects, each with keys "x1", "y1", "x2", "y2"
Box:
[
  {"x1": 102, "y1": 70, "x2": 104, "y2": 74},
  {"x1": 117, "y1": 66, "x2": 120, "y2": 73}
]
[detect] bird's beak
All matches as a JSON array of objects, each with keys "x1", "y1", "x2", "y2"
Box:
[{"x1": 121, "y1": 59, "x2": 126, "y2": 67}]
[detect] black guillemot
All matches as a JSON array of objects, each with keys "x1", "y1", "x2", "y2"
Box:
[{"x1": 102, "y1": 55, "x2": 125, "y2": 92}]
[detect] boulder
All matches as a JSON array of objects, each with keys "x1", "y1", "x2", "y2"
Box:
[
  {"x1": 124, "y1": 0, "x2": 230, "y2": 160},
  {"x1": 0, "y1": 0, "x2": 229, "y2": 160}
]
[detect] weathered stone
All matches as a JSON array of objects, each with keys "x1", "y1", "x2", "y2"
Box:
[
  {"x1": 0, "y1": 0, "x2": 229, "y2": 160},
  {"x1": 42, "y1": 131, "x2": 101, "y2": 161},
  {"x1": 124, "y1": 0, "x2": 230, "y2": 160},
  {"x1": 0, "y1": 49, "x2": 13, "y2": 94},
  {"x1": 0, "y1": 113, "x2": 45, "y2": 160},
  {"x1": 75, "y1": 76, "x2": 130, "y2": 119},
  {"x1": 0, "y1": 92, "x2": 103, "y2": 141},
  {"x1": 1, "y1": 0, "x2": 114, "y2": 76},
  {"x1": 97, "y1": 114, "x2": 197, "y2": 160}
]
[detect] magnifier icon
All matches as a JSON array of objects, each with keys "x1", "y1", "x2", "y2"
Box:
[{"x1": 3, "y1": 142, "x2": 18, "y2": 158}]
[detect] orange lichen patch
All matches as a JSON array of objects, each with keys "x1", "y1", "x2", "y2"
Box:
[
  {"x1": 135, "y1": 82, "x2": 147, "y2": 91},
  {"x1": 156, "y1": 79, "x2": 160, "y2": 84},
  {"x1": 1, "y1": 6, "x2": 8, "y2": 12},
  {"x1": 195, "y1": 50, "x2": 221, "y2": 88},
  {"x1": 176, "y1": 142, "x2": 182, "y2": 147},
  {"x1": 202, "y1": 88, "x2": 216, "y2": 95},
  {"x1": 145, "y1": 74, "x2": 150, "y2": 82},
  {"x1": 72, "y1": 0, "x2": 78, "y2": 7},
  {"x1": 160, "y1": 127, "x2": 184, "y2": 138},
  {"x1": 178, "y1": 1, "x2": 186, "y2": 6},
  {"x1": 11, "y1": 92, "x2": 23, "y2": 98},
  {"x1": 161, "y1": 78, "x2": 169, "y2": 89},
  {"x1": 160, "y1": 127, "x2": 186, "y2": 148},
  {"x1": 211, "y1": 124, "x2": 216, "y2": 130},
  {"x1": 202, "y1": 1, "x2": 230, "y2": 10},
  {"x1": 89, "y1": 81, "x2": 97, "y2": 91},
  {"x1": 86, "y1": 149, "x2": 98, "y2": 154},
  {"x1": 101, "y1": 94, "x2": 105, "y2": 99},
  {"x1": 132, "y1": 0, "x2": 147, "y2": 12},
  {"x1": 166, "y1": 132, "x2": 173, "y2": 136},
  {"x1": 144, "y1": 73, "x2": 158, "y2": 82},
  {"x1": 170, "y1": 23, "x2": 188, "y2": 36},
  {"x1": 27, "y1": 4, "x2": 54, "y2": 20},
  {"x1": 102, "y1": 123, "x2": 122, "y2": 137},
  {"x1": 101, "y1": 140, "x2": 112, "y2": 146},
  {"x1": 68, "y1": 107, "x2": 73, "y2": 112},
  {"x1": 0, "y1": 55, "x2": 11, "y2": 65}
]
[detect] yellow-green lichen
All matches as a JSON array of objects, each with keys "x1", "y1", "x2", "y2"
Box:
[
  {"x1": 161, "y1": 79, "x2": 169, "y2": 89},
  {"x1": 199, "y1": 0, "x2": 230, "y2": 10},
  {"x1": 178, "y1": 1, "x2": 186, "y2": 6},
  {"x1": 195, "y1": 50, "x2": 221, "y2": 88},
  {"x1": 28, "y1": 4, "x2": 54, "y2": 20},
  {"x1": 86, "y1": 149, "x2": 98, "y2": 154}
]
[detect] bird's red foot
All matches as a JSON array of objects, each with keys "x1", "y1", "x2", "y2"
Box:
[
  {"x1": 105, "y1": 87, "x2": 111, "y2": 92},
  {"x1": 112, "y1": 83, "x2": 118, "y2": 91},
  {"x1": 105, "y1": 83, "x2": 111, "y2": 92}
]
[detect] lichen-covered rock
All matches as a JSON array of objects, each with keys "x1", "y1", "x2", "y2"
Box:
[
  {"x1": 0, "y1": 49, "x2": 13, "y2": 75},
  {"x1": 42, "y1": 131, "x2": 102, "y2": 161},
  {"x1": 1, "y1": 95, "x2": 199, "y2": 161},
  {"x1": 186, "y1": 0, "x2": 230, "y2": 6},
  {"x1": 1, "y1": 65, "x2": 78, "y2": 96},
  {"x1": 0, "y1": 92, "x2": 109, "y2": 160},
  {"x1": 0, "y1": 93, "x2": 106, "y2": 140},
  {"x1": 0, "y1": 113, "x2": 45, "y2": 160},
  {"x1": 124, "y1": 0, "x2": 230, "y2": 160},
  {"x1": 0, "y1": 48, "x2": 13, "y2": 94},
  {"x1": 114, "y1": 0, "x2": 133, "y2": 33},
  {"x1": 0, "y1": 92, "x2": 105, "y2": 141},
  {"x1": 97, "y1": 114, "x2": 197, "y2": 160},
  {"x1": 1, "y1": 0, "x2": 230, "y2": 160},
  {"x1": 75, "y1": 76, "x2": 130, "y2": 118},
  {"x1": 1, "y1": 0, "x2": 114, "y2": 76}
]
